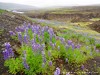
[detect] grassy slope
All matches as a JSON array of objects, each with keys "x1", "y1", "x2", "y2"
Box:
[
  {"x1": 29, "y1": 6, "x2": 100, "y2": 43},
  {"x1": 29, "y1": 15, "x2": 100, "y2": 74},
  {"x1": 0, "y1": 9, "x2": 33, "y2": 74},
  {"x1": 32, "y1": 18, "x2": 100, "y2": 44}
]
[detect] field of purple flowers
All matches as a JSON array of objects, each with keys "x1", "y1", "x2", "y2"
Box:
[{"x1": 2, "y1": 22, "x2": 100, "y2": 75}]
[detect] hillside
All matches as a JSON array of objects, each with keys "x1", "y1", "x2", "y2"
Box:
[
  {"x1": 0, "y1": 9, "x2": 32, "y2": 31},
  {"x1": 24, "y1": 5, "x2": 100, "y2": 33},
  {"x1": 89, "y1": 20, "x2": 100, "y2": 33},
  {"x1": 0, "y1": 9, "x2": 33, "y2": 74},
  {"x1": 0, "y1": 5, "x2": 100, "y2": 75},
  {"x1": 0, "y1": 2, "x2": 37, "y2": 10},
  {"x1": 24, "y1": 5, "x2": 100, "y2": 20}
]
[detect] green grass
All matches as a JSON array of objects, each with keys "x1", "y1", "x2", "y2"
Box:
[
  {"x1": 32, "y1": 18, "x2": 100, "y2": 44},
  {"x1": 0, "y1": 9, "x2": 5, "y2": 14},
  {"x1": 90, "y1": 18, "x2": 100, "y2": 21},
  {"x1": 72, "y1": 22, "x2": 92, "y2": 27},
  {"x1": 0, "y1": 29, "x2": 4, "y2": 35}
]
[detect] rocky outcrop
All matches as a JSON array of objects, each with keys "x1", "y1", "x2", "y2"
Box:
[
  {"x1": 0, "y1": 11, "x2": 32, "y2": 31},
  {"x1": 89, "y1": 21, "x2": 100, "y2": 33}
]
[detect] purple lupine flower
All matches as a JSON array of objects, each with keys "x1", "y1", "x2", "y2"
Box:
[
  {"x1": 71, "y1": 43, "x2": 75, "y2": 50},
  {"x1": 75, "y1": 44, "x2": 81, "y2": 49},
  {"x1": 19, "y1": 26, "x2": 25, "y2": 32},
  {"x1": 43, "y1": 56, "x2": 46, "y2": 63},
  {"x1": 15, "y1": 27, "x2": 20, "y2": 32},
  {"x1": 25, "y1": 27, "x2": 29, "y2": 35},
  {"x1": 48, "y1": 51, "x2": 51, "y2": 56},
  {"x1": 22, "y1": 50, "x2": 29, "y2": 70},
  {"x1": 39, "y1": 45, "x2": 43, "y2": 51},
  {"x1": 23, "y1": 62, "x2": 29, "y2": 69},
  {"x1": 3, "y1": 50, "x2": 7, "y2": 60},
  {"x1": 41, "y1": 27, "x2": 45, "y2": 36},
  {"x1": 38, "y1": 35, "x2": 42, "y2": 42},
  {"x1": 33, "y1": 33, "x2": 36, "y2": 40},
  {"x1": 3, "y1": 43, "x2": 14, "y2": 60},
  {"x1": 42, "y1": 44, "x2": 45, "y2": 48},
  {"x1": 39, "y1": 44, "x2": 45, "y2": 51},
  {"x1": 44, "y1": 26, "x2": 49, "y2": 31},
  {"x1": 41, "y1": 50, "x2": 46, "y2": 63},
  {"x1": 31, "y1": 38, "x2": 36, "y2": 45},
  {"x1": 50, "y1": 42, "x2": 52, "y2": 46},
  {"x1": 49, "y1": 61, "x2": 52, "y2": 66},
  {"x1": 55, "y1": 36, "x2": 59, "y2": 40},
  {"x1": 32, "y1": 44, "x2": 37, "y2": 51},
  {"x1": 17, "y1": 32, "x2": 23, "y2": 43},
  {"x1": 42, "y1": 63, "x2": 45, "y2": 67},
  {"x1": 41, "y1": 50, "x2": 45, "y2": 55},
  {"x1": 48, "y1": 28, "x2": 54, "y2": 35},
  {"x1": 31, "y1": 26, "x2": 35, "y2": 33},
  {"x1": 54, "y1": 71, "x2": 58, "y2": 75},
  {"x1": 23, "y1": 21, "x2": 27, "y2": 26},
  {"x1": 9, "y1": 31, "x2": 15, "y2": 36},
  {"x1": 20, "y1": 27, "x2": 25, "y2": 32},
  {"x1": 6, "y1": 49, "x2": 10, "y2": 57},
  {"x1": 50, "y1": 42, "x2": 55, "y2": 49},
  {"x1": 27, "y1": 23, "x2": 31, "y2": 29},
  {"x1": 81, "y1": 64, "x2": 85, "y2": 70},
  {"x1": 23, "y1": 58, "x2": 29, "y2": 70},
  {"x1": 33, "y1": 26, "x2": 40, "y2": 34},
  {"x1": 5, "y1": 42, "x2": 11, "y2": 49},
  {"x1": 60, "y1": 37, "x2": 65, "y2": 44},
  {"x1": 66, "y1": 58, "x2": 68, "y2": 62},
  {"x1": 32, "y1": 43, "x2": 41, "y2": 51},
  {"x1": 9, "y1": 48, "x2": 14, "y2": 57},
  {"x1": 24, "y1": 34, "x2": 29, "y2": 44},
  {"x1": 67, "y1": 40, "x2": 72, "y2": 46},
  {"x1": 48, "y1": 28, "x2": 54, "y2": 40},
  {"x1": 54, "y1": 67, "x2": 60, "y2": 75},
  {"x1": 56, "y1": 67, "x2": 60, "y2": 74},
  {"x1": 15, "y1": 26, "x2": 25, "y2": 32},
  {"x1": 37, "y1": 44, "x2": 41, "y2": 50}
]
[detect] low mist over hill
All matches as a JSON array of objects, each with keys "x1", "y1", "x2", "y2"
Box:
[{"x1": 0, "y1": 2, "x2": 37, "y2": 10}]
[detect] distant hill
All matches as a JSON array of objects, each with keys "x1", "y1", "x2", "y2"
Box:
[
  {"x1": 71, "y1": 5, "x2": 100, "y2": 11},
  {"x1": 0, "y1": 2, "x2": 37, "y2": 10}
]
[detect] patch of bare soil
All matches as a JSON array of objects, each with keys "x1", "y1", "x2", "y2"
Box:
[
  {"x1": 54, "y1": 57, "x2": 100, "y2": 75},
  {"x1": 89, "y1": 21, "x2": 100, "y2": 33},
  {"x1": 84, "y1": 57, "x2": 100, "y2": 75}
]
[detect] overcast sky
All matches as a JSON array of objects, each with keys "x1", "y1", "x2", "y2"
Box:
[{"x1": 0, "y1": 0, "x2": 100, "y2": 7}]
